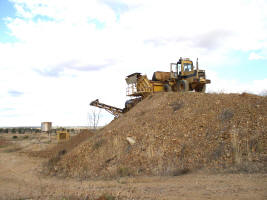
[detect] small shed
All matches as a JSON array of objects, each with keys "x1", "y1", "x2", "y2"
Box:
[{"x1": 41, "y1": 122, "x2": 52, "y2": 132}]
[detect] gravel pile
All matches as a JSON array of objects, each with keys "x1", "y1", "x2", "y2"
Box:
[{"x1": 47, "y1": 92, "x2": 267, "y2": 178}]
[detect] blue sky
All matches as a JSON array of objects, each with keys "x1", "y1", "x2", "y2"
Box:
[
  {"x1": 0, "y1": 0, "x2": 16, "y2": 43},
  {"x1": 215, "y1": 51, "x2": 267, "y2": 82},
  {"x1": 0, "y1": 0, "x2": 266, "y2": 127}
]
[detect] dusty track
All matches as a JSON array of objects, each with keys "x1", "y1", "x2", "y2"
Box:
[{"x1": 0, "y1": 151, "x2": 266, "y2": 200}]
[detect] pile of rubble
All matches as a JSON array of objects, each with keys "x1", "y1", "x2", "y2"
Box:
[{"x1": 47, "y1": 92, "x2": 267, "y2": 178}]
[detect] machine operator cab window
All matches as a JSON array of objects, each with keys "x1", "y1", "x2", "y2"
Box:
[
  {"x1": 177, "y1": 58, "x2": 193, "y2": 75},
  {"x1": 184, "y1": 63, "x2": 193, "y2": 72}
]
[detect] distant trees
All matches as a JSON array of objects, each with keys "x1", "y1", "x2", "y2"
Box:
[
  {"x1": 24, "y1": 128, "x2": 32, "y2": 134},
  {"x1": 0, "y1": 127, "x2": 77, "y2": 134},
  {"x1": 18, "y1": 128, "x2": 25, "y2": 134}
]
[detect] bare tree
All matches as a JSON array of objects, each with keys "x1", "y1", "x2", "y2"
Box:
[{"x1": 88, "y1": 108, "x2": 101, "y2": 129}]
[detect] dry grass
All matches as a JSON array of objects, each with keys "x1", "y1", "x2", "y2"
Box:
[
  {"x1": 227, "y1": 129, "x2": 266, "y2": 173},
  {"x1": 93, "y1": 138, "x2": 106, "y2": 150},
  {"x1": 231, "y1": 129, "x2": 242, "y2": 165},
  {"x1": 0, "y1": 137, "x2": 22, "y2": 153},
  {"x1": 117, "y1": 167, "x2": 133, "y2": 177},
  {"x1": 3, "y1": 146, "x2": 23, "y2": 153},
  {"x1": 0, "y1": 193, "x2": 118, "y2": 200}
]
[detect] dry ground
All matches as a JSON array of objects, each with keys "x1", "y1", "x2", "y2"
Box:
[{"x1": 0, "y1": 133, "x2": 266, "y2": 200}]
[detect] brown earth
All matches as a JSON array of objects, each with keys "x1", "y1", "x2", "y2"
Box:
[
  {"x1": 28, "y1": 130, "x2": 94, "y2": 158},
  {"x1": 1, "y1": 91, "x2": 267, "y2": 200},
  {"x1": 0, "y1": 136, "x2": 9, "y2": 147},
  {"x1": 0, "y1": 150, "x2": 266, "y2": 200},
  {"x1": 47, "y1": 92, "x2": 267, "y2": 178}
]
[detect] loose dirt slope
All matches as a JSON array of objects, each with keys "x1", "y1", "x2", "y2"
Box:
[{"x1": 49, "y1": 92, "x2": 267, "y2": 178}]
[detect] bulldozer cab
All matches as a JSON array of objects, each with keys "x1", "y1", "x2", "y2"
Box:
[
  {"x1": 178, "y1": 58, "x2": 194, "y2": 76},
  {"x1": 170, "y1": 58, "x2": 195, "y2": 79}
]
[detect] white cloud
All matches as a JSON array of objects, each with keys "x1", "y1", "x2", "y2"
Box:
[
  {"x1": 249, "y1": 52, "x2": 264, "y2": 60},
  {"x1": 0, "y1": 0, "x2": 267, "y2": 126},
  {"x1": 206, "y1": 71, "x2": 267, "y2": 94}
]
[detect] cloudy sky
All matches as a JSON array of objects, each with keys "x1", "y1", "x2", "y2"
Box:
[{"x1": 0, "y1": 0, "x2": 266, "y2": 127}]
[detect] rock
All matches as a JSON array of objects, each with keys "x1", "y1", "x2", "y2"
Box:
[{"x1": 126, "y1": 137, "x2": 136, "y2": 145}]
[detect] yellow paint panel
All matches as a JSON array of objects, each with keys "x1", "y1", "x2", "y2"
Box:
[
  {"x1": 57, "y1": 131, "x2": 70, "y2": 142},
  {"x1": 183, "y1": 60, "x2": 193, "y2": 64},
  {"x1": 153, "y1": 85, "x2": 164, "y2": 92}
]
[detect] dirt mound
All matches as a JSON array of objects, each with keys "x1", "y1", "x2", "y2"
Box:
[
  {"x1": 29, "y1": 130, "x2": 94, "y2": 158},
  {"x1": 47, "y1": 92, "x2": 267, "y2": 178}
]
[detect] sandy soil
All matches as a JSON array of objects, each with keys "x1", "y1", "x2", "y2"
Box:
[{"x1": 0, "y1": 151, "x2": 266, "y2": 200}]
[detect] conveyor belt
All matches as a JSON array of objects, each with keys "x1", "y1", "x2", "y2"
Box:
[{"x1": 90, "y1": 99, "x2": 123, "y2": 118}]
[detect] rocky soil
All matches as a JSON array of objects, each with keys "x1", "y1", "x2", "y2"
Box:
[{"x1": 44, "y1": 92, "x2": 267, "y2": 178}]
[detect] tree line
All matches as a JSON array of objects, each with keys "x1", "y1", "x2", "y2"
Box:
[{"x1": 0, "y1": 128, "x2": 76, "y2": 134}]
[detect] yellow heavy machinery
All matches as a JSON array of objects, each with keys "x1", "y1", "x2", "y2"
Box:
[
  {"x1": 57, "y1": 131, "x2": 70, "y2": 142},
  {"x1": 91, "y1": 57, "x2": 210, "y2": 117},
  {"x1": 126, "y1": 57, "x2": 210, "y2": 96},
  {"x1": 90, "y1": 99, "x2": 124, "y2": 118},
  {"x1": 124, "y1": 57, "x2": 210, "y2": 109}
]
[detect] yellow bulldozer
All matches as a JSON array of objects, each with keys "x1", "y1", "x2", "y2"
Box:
[
  {"x1": 91, "y1": 57, "x2": 210, "y2": 117},
  {"x1": 124, "y1": 57, "x2": 210, "y2": 110}
]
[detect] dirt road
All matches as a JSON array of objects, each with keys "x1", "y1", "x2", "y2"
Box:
[{"x1": 0, "y1": 151, "x2": 266, "y2": 200}]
